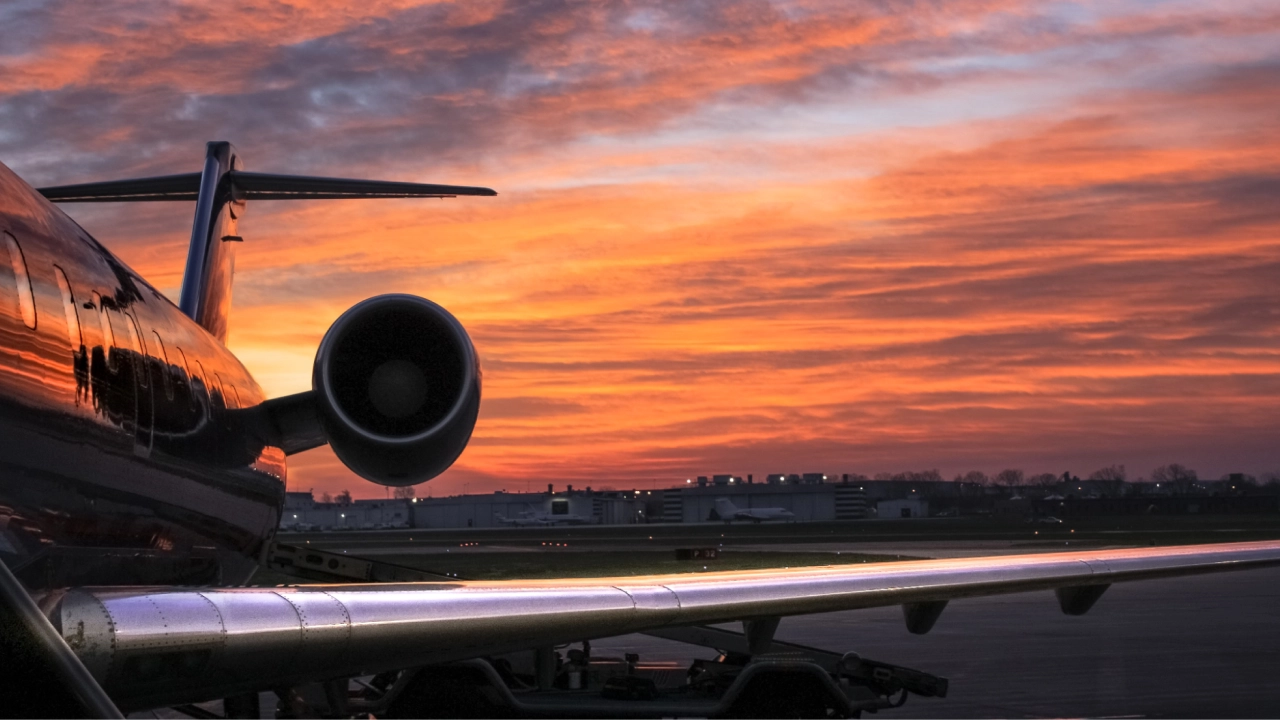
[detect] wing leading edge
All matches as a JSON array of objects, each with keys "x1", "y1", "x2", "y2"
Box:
[{"x1": 54, "y1": 540, "x2": 1280, "y2": 710}]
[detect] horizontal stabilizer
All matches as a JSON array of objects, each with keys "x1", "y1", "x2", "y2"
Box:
[
  {"x1": 38, "y1": 173, "x2": 203, "y2": 202},
  {"x1": 227, "y1": 171, "x2": 497, "y2": 199},
  {"x1": 37, "y1": 171, "x2": 496, "y2": 203}
]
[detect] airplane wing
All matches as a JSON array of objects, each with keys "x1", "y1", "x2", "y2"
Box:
[{"x1": 51, "y1": 540, "x2": 1280, "y2": 710}]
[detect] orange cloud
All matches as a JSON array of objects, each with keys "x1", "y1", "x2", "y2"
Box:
[{"x1": 4, "y1": 1, "x2": 1278, "y2": 496}]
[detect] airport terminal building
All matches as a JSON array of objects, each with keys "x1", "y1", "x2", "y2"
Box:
[
  {"x1": 280, "y1": 470, "x2": 1278, "y2": 531},
  {"x1": 281, "y1": 476, "x2": 873, "y2": 530},
  {"x1": 283, "y1": 486, "x2": 646, "y2": 530},
  {"x1": 658, "y1": 476, "x2": 869, "y2": 523}
]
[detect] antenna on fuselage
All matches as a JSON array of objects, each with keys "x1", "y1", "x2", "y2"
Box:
[{"x1": 37, "y1": 142, "x2": 496, "y2": 343}]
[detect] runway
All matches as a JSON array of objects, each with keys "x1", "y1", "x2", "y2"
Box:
[{"x1": 589, "y1": 567, "x2": 1280, "y2": 718}]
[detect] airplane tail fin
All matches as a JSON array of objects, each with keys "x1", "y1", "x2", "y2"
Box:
[
  {"x1": 715, "y1": 498, "x2": 738, "y2": 517},
  {"x1": 37, "y1": 142, "x2": 495, "y2": 344}
]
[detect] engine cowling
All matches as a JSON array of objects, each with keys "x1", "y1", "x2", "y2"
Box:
[{"x1": 312, "y1": 294, "x2": 480, "y2": 486}]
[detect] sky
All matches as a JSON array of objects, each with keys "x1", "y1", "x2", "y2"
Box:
[{"x1": 1, "y1": 0, "x2": 1277, "y2": 497}]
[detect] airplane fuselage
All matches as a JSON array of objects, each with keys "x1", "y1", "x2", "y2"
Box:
[
  {"x1": 0, "y1": 162, "x2": 285, "y2": 590},
  {"x1": 731, "y1": 509, "x2": 794, "y2": 522}
]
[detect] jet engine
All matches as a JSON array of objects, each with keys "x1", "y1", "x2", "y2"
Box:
[{"x1": 311, "y1": 294, "x2": 480, "y2": 486}]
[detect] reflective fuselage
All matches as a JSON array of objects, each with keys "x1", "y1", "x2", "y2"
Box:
[{"x1": 0, "y1": 162, "x2": 285, "y2": 591}]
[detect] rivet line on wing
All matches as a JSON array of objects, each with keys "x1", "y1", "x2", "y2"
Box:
[
  {"x1": 272, "y1": 589, "x2": 309, "y2": 671},
  {"x1": 92, "y1": 591, "x2": 118, "y2": 681},
  {"x1": 144, "y1": 595, "x2": 169, "y2": 648},
  {"x1": 614, "y1": 585, "x2": 638, "y2": 611},
  {"x1": 327, "y1": 590, "x2": 354, "y2": 652},
  {"x1": 195, "y1": 591, "x2": 228, "y2": 647},
  {"x1": 274, "y1": 590, "x2": 310, "y2": 647}
]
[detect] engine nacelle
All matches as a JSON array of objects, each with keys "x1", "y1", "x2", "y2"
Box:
[{"x1": 312, "y1": 294, "x2": 480, "y2": 486}]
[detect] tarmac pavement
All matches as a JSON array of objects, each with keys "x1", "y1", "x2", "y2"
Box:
[{"x1": 590, "y1": 567, "x2": 1280, "y2": 718}]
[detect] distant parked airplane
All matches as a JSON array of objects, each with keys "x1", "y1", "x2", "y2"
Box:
[
  {"x1": 495, "y1": 512, "x2": 550, "y2": 527},
  {"x1": 715, "y1": 498, "x2": 796, "y2": 523},
  {"x1": 498, "y1": 504, "x2": 591, "y2": 526}
]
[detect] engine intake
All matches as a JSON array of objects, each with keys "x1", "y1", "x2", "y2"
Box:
[{"x1": 313, "y1": 294, "x2": 479, "y2": 485}]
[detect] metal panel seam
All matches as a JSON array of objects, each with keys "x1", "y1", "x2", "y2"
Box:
[
  {"x1": 613, "y1": 585, "x2": 638, "y2": 610},
  {"x1": 194, "y1": 592, "x2": 228, "y2": 651},
  {"x1": 328, "y1": 591, "x2": 353, "y2": 640},
  {"x1": 272, "y1": 590, "x2": 307, "y2": 645},
  {"x1": 662, "y1": 584, "x2": 681, "y2": 610},
  {"x1": 78, "y1": 591, "x2": 118, "y2": 682},
  {"x1": 1081, "y1": 558, "x2": 1112, "y2": 578}
]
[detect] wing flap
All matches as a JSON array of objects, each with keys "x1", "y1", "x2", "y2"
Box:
[{"x1": 55, "y1": 541, "x2": 1280, "y2": 709}]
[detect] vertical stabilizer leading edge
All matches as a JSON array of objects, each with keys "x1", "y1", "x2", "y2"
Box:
[
  {"x1": 182, "y1": 141, "x2": 241, "y2": 342},
  {"x1": 35, "y1": 142, "x2": 496, "y2": 344}
]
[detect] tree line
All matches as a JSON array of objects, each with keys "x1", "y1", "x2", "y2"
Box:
[{"x1": 839, "y1": 464, "x2": 1280, "y2": 497}]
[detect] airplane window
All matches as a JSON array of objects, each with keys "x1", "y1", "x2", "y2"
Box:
[
  {"x1": 3, "y1": 232, "x2": 37, "y2": 329},
  {"x1": 152, "y1": 332, "x2": 173, "y2": 401},
  {"x1": 125, "y1": 314, "x2": 147, "y2": 388},
  {"x1": 119, "y1": 311, "x2": 140, "y2": 352},
  {"x1": 91, "y1": 292, "x2": 116, "y2": 371},
  {"x1": 52, "y1": 266, "x2": 81, "y2": 350},
  {"x1": 216, "y1": 371, "x2": 234, "y2": 407},
  {"x1": 176, "y1": 347, "x2": 197, "y2": 411},
  {"x1": 214, "y1": 372, "x2": 229, "y2": 409},
  {"x1": 216, "y1": 375, "x2": 239, "y2": 409},
  {"x1": 194, "y1": 360, "x2": 212, "y2": 410}
]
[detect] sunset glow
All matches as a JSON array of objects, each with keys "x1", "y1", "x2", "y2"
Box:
[{"x1": 4, "y1": 1, "x2": 1277, "y2": 496}]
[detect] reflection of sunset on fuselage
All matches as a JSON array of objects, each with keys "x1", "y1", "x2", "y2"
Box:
[{"x1": 8, "y1": 1, "x2": 1279, "y2": 497}]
